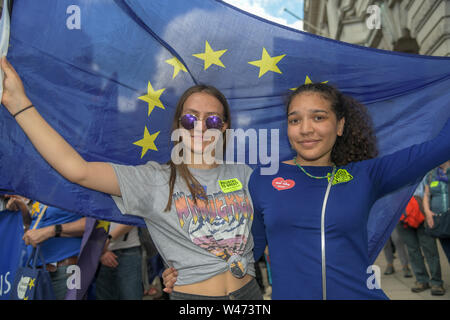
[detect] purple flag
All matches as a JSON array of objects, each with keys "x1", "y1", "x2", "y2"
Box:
[{"x1": 65, "y1": 218, "x2": 109, "y2": 300}]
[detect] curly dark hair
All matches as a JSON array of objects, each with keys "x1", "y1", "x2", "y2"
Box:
[{"x1": 286, "y1": 83, "x2": 378, "y2": 166}]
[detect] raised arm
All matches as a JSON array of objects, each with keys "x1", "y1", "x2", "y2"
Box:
[
  {"x1": 368, "y1": 118, "x2": 450, "y2": 199},
  {"x1": 1, "y1": 57, "x2": 120, "y2": 196}
]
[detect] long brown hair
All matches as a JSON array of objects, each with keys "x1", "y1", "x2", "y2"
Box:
[
  {"x1": 286, "y1": 83, "x2": 378, "y2": 166},
  {"x1": 164, "y1": 85, "x2": 231, "y2": 211}
]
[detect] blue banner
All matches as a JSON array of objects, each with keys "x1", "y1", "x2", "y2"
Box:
[
  {"x1": 0, "y1": 210, "x2": 26, "y2": 300},
  {"x1": 0, "y1": 0, "x2": 449, "y2": 263}
]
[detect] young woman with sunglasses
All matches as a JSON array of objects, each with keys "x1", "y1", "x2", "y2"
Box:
[
  {"x1": 1, "y1": 57, "x2": 262, "y2": 300},
  {"x1": 163, "y1": 83, "x2": 450, "y2": 300}
]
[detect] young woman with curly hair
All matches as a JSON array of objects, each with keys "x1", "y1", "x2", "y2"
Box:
[{"x1": 247, "y1": 83, "x2": 450, "y2": 299}]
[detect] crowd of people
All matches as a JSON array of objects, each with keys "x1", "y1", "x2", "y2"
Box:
[
  {"x1": 1, "y1": 56, "x2": 449, "y2": 300},
  {"x1": 0, "y1": 194, "x2": 275, "y2": 300},
  {"x1": 0, "y1": 196, "x2": 159, "y2": 300},
  {"x1": 382, "y1": 161, "x2": 450, "y2": 296}
]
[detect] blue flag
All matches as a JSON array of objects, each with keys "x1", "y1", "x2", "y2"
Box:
[
  {"x1": 0, "y1": 0, "x2": 449, "y2": 263},
  {"x1": 0, "y1": 210, "x2": 26, "y2": 300}
]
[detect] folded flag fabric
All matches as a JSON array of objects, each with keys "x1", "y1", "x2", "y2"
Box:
[
  {"x1": 0, "y1": 210, "x2": 26, "y2": 300},
  {"x1": 64, "y1": 218, "x2": 109, "y2": 300}
]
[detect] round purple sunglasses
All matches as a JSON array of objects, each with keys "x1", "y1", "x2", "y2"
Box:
[{"x1": 179, "y1": 114, "x2": 224, "y2": 130}]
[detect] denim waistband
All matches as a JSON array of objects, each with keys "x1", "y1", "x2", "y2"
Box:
[{"x1": 170, "y1": 277, "x2": 263, "y2": 300}]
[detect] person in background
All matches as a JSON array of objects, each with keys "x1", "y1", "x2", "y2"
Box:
[
  {"x1": 382, "y1": 230, "x2": 412, "y2": 277},
  {"x1": 423, "y1": 161, "x2": 450, "y2": 264},
  {"x1": 396, "y1": 178, "x2": 445, "y2": 296},
  {"x1": 7, "y1": 198, "x2": 85, "y2": 300},
  {"x1": 95, "y1": 222, "x2": 143, "y2": 300}
]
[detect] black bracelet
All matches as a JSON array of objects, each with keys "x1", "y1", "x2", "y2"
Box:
[
  {"x1": 12, "y1": 104, "x2": 34, "y2": 118},
  {"x1": 54, "y1": 224, "x2": 62, "y2": 238}
]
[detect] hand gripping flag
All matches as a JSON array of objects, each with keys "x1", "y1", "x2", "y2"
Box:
[
  {"x1": 0, "y1": 0, "x2": 449, "y2": 263},
  {"x1": 0, "y1": 0, "x2": 10, "y2": 101}
]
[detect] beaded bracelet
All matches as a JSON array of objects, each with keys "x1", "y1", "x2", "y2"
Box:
[{"x1": 12, "y1": 104, "x2": 34, "y2": 118}]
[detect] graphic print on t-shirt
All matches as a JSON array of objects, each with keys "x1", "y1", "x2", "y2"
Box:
[{"x1": 173, "y1": 188, "x2": 253, "y2": 262}]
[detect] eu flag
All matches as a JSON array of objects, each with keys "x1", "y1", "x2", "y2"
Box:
[
  {"x1": 0, "y1": 0, "x2": 449, "y2": 263},
  {"x1": 0, "y1": 210, "x2": 26, "y2": 300}
]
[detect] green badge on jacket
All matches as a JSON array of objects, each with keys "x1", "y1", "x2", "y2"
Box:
[{"x1": 331, "y1": 169, "x2": 353, "y2": 185}]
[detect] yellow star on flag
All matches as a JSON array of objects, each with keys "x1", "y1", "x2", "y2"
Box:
[
  {"x1": 290, "y1": 76, "x2": 329, "y2": 91},
  {"x1": 31, "y1": 202, "x2": 40, "y2": 217},
  {"x1": 28, "y1": 278, "x2": 35, "y2": 291},
  {"x1": 96, "y1": 220, "x2": 110, "y2": 233},
  {"x1": 193, "y1": 41, "x2": 227, "y2": 70},
  {"x1": 133, "y1": 126, "x2": 160, "y2": 159},
  {"x1": 138, "y1": 81, "x2": 166, "y2": 116},
  {"x1": 248, "y1": 47, "x2": 286, "y2": 78},
  {"x1": 165, "y1": 57, "x2": 188, "y2": 79}
]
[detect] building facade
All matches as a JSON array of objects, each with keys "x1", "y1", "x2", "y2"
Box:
[{"x1": 303, "y1": 0, "x2": 450, "y2": 56}]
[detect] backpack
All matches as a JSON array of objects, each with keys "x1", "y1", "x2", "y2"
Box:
[
  {"x1": 400, "y1": 196, "x2": 424, "y2": 228},
  {"x1": 427, "y1": 168, "x2": 449, "y2": 214}
]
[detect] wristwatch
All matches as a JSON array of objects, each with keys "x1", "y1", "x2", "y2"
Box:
[{"x1": 54, "y1": 224, "x2": 62, "y2": 238}]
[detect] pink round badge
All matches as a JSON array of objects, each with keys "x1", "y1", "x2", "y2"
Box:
[{"x1": 272, "y1": 177, "x2": 295, "y2": 191}]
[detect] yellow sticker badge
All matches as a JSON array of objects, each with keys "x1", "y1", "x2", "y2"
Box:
[
  {"x1": 219, "y1": 178, "x2": 243, "y2": 193},
  {"x1": 430, "y1": 181, "x2": 439, "y2": 188}
]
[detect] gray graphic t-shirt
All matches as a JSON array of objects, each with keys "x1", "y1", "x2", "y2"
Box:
[{"x1": 110, "y1": 161, "x2": 255, "y2": 285}]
